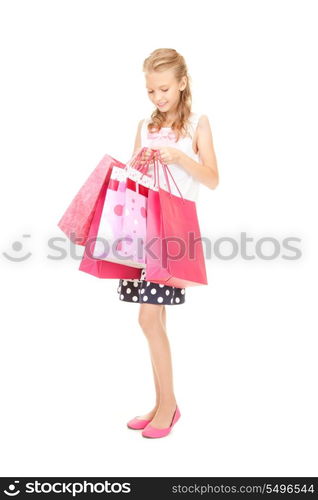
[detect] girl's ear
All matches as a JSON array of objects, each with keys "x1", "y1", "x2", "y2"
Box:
[{"x1": 179, "y1": 76, "x2": 187, "y2": 92}]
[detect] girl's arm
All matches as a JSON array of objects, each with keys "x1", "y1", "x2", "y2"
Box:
[
  {"x1": 133, "y1": 119, "x2": 144, "y2": 153},
  {"x1": 159, "y1": 115, "x2": 219, "y2": 190},
  {"x1": 132, "y1": 119, "x2": 153, "y2": 164},
  {"x1": 177, "y1": 115, "x2": 219, "y2": 190}
]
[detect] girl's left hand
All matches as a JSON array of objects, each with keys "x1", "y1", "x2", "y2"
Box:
[{"x1": 156, "y1": 147, "x2": 181, "y2": 165}]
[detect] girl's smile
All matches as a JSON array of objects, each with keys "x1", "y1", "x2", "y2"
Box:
[{"x1": 145, "y1": 68, "x2": 187, "y2": 119}]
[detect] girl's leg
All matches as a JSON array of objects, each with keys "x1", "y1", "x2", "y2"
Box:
[
  {"x1": 150, "y1": 307, "x2": 167, "y2": 403},
  {"x1": 138, "y1": 303, "x2": 177, "y2": 428},
  {"x1": 134, "y1": 306, "x2": 166, "y2": 421},
  {"x1": 149, "y1": 306, "x2": 167, "y2": 407}
]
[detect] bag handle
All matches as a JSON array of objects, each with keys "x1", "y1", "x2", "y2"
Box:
[
  {"x1": 128, "y1": 147, "x2": 156, "y2": 173},
  {"x1": 126, "y1": 147, "x2": 157, "y2": 194},
  {"x1": 153, "y1": 151, "x2": 185, "y2": 204},
  {"x1": 127, "y1": 147, "x2": 144, "y2": 168},
  {"x1": 127, "y1": 148, "x2": 185, "y2": 203}
]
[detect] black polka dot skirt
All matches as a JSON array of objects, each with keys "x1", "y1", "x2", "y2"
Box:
[{"x1": 117, "y1": 268, "x2": 185, "y2": 305}]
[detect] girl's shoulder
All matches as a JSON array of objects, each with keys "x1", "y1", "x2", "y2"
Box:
[
  {"x1": 186, "y1": 111, "x2": 209, "y2": 139},
  {"x1": 188, "y1": 111, "x2": 211, "y2": 136},
  {"x1": 188, "y1": 111, "x2": 202, "y2": 130}
]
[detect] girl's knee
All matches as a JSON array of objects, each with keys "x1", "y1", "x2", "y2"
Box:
[{"x1": 138, "y1": 304, "x2": 164, "y2": 332}]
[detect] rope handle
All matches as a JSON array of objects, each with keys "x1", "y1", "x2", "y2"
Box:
[
  {"x1": 127, "y1": 148, "x2": 185, "y2": 202},
  {"x1": 126, "y1": 147, "x2": 157, "y2": 194},
  {"x1": 153, "y1": 151, "x2": 185, "y2": 203},
  {"x1": 128, "y1": 147, "x2": 156, "y2": 173}
]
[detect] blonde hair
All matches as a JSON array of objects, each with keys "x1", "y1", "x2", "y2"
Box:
[{"x1": 142, "y1": 48, "x2": 192, "y2": 141}]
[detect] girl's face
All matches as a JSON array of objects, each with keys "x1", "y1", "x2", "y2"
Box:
[{"x1": 145, "y1": 69, "x2": 186, "y2": 115}]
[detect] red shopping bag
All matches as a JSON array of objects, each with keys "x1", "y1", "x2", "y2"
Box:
[
  {"x1": 57, "y1": 154, "x2": 125, "y2": 246},
  {"x1": 78, "y1": 170, "x2": 142, "y2": 279},
  {"x1": 145, "y1": 154, "x2": 208, "y2": 288}
]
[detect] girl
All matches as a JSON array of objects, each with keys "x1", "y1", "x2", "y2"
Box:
[{"x1": 117, "y1": 48, "x2": 219, "y2": 438}]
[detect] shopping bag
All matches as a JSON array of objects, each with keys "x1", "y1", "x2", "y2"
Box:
[
  {"x1": 145, "y1": 154, "x2": 208, "y2": 288},
  {"x1": 57, "y1": 154, "x2": 126, "y2": 245},
  {"x1": 78, "y1": 172, "x2": 142, "y2": 280},
  {"x1": 113, "y1": 175, "x2": 148, "y2": 267},
  {"x1": 92, "y1": 167, "x2": 128, "y2": 263},
  {"x1": 92, "y1": 148, "x2": 156, "y2": 268},
  {"x1": 115, "y1": 153, "x2": 154, "y2": 267}
]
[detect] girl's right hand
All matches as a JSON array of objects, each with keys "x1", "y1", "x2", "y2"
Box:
[
  {"x1": 130, "y1": 147, "x2": 156, "y2": 168},
  {"x1": 139, "y1": 147, "x2": 155, "y2": 165}
]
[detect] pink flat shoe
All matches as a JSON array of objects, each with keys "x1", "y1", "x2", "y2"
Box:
[
  {"x1": 142, "y1": 405, "x2": 181, "y2": 438},
  {"x1": 127, "y1": 416, "x2": 152, "y2": 430}
]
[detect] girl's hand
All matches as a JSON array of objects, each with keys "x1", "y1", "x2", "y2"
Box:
[
  {"x1": 130, "y1": 147, "x2": 154, "y2": 168},
  {"x1": 156, "y1": 147, "x2": 181, "y2": 165},
  {"x1": 137, "y1": 147, "x2": 155, "y2": 166}
]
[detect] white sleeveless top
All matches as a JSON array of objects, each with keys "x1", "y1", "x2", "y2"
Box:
[{"x1": 140, "y1": 112, "x2": 202, "y2": 202}]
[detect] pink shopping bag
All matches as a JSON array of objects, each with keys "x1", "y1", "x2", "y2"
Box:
[
  {"x1": 115, "y1": 179, "x2": 148, "y2": 267},
  {"x1": 78, "y1": 172, "x2": 142, "y2": 280},
  {"x1": 57, "y1": 154, "x2": 125, "y2": 245},
  {"x1": 145, "y1": 154, "x2": 208, "y2": 288},
  {"x1": 116, "y1": 149, "x2": 156, "y2": 267},
  {"x1": 93, "y1": 147, "x2": 156, "y2": 268},
  {"x1": 92, "y1": 166, "x2": 128, "y2": 263}
]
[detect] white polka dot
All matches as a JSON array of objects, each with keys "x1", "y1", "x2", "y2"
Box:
[
  {"x1": 151, "y1": 288, "x2": 157, "y2": 295},
  {"x1": 117, "y1": 286, "x2": 121, "y2": 292},
  {"x1": 157, "y1": 297, "x2": 163, "y2": 303},
  {"x1": 165, "y1": 290, "x2": 170, "y2": 295},
  {"x1": 123, "y1": 280, "x2": 127, "y2": 286},
  {"x1": 141, "y1": 288, "x2": 145, "y2": 294},
  {"x1": 159, "y1": 284, "x2": 164, "y2": 288},
  {"x1": 138, "y1": 289, "x2": 141, "y2": 294},
  {"x1": 126, "y1": 288, "x2": 131, "y2": 294},
  {"x1": 170, "y1": 298, "x2": 173, "y2": 304},
  {"x1": 120, "y1": 294, "x2": 124, "y2": 300},
  {"x1": 133, "y1": 282, "x2": 139, "y2": 287},
  {"x1": 175, "y1": 297, "x2": 180, "y2": 303},
  {"x1": 132, "y1": 296, "x2": 138, "y2": 302},
  {"x1": 143, "y1": 295, "x2": 148, "y2": 301},
  {"x1": 181, "y1": 289, "x2": 185, "y2": 294},
  {"x1": 146, "y1": 281, "x2": 150, "y2": 286}
]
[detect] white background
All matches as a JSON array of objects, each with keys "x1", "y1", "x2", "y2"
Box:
[{"x1": 1, "y1": 0, "x2": 317, "y2": 477}]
